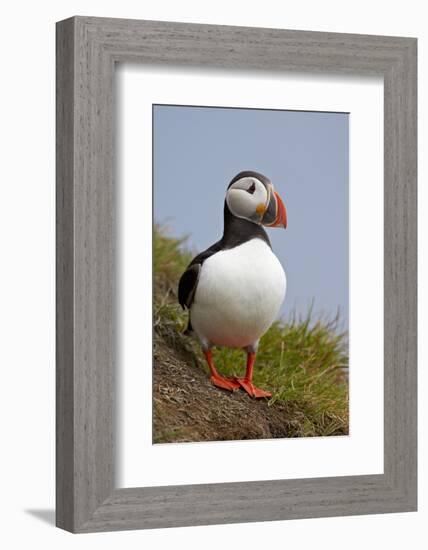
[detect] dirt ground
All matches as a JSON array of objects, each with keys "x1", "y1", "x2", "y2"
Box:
[{"x1": 153, "y1": 325, "x2": 310, "y2": 443}]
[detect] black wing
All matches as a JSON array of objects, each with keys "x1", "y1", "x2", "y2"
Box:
[
  {"x1": 178, "y1": 263, "x2": 201, "y2": 310},
  {"x1": 178, "y1": 239, "x2": 223, "y2": 310}
]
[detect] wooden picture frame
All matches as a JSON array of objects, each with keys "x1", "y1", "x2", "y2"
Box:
[{"x1": 56, "y1": 16, "x2": 417, "y2": 533}]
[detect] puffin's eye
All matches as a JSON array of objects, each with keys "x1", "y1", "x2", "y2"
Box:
[{"x1": 246, "y1": 182, "x2": 256, "y2": 194}]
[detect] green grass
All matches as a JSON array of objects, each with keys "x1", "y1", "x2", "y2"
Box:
[{"x1": 154, "y1": 225, "x2": 349, "y2": 437}]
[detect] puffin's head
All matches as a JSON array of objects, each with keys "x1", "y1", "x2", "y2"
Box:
[{"x1": 225, "y1": 171, "x2": 287, "y2": 228}]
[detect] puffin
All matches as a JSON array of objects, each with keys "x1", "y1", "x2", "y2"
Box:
[{"x1": 178, "y1": 171, "x2": 287, "y2": 398}]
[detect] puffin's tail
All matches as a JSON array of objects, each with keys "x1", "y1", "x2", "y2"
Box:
[{"x1": 183, "y1": 317, "x2": 193, "y2": 336}]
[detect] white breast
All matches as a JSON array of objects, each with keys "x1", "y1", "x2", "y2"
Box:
[{"x1": 190, "y1": 238, "x2": 286, "y2": 349}]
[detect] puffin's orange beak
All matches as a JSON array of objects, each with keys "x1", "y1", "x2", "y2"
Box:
[
  {"x1": 271, "y1": 191, "x2": 287, "y2": 228},
  {"x1": 262, "y1": 189, "x2": 287, "y2": 229}
]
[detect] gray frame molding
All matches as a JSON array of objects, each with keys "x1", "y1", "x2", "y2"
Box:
[{"x1": 56, "y1": 16, "x2": 417, "y2": 533}]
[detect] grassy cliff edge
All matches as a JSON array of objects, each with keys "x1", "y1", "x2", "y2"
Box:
[{"x1": 153, "y1": 226, "x2": 349, "y2": 443}]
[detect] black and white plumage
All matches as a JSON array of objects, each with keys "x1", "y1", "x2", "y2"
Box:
[{"x1": 178, "y1": 171, "x2": 287, "y2": 398}]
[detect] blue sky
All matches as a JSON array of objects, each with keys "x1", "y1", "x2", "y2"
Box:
[{"x1": 153, "y1": 104, "x2": 349, "y2": 329}]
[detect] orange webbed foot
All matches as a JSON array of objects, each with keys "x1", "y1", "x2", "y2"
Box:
[
  {"x1": 210, "y1": 374, "x2": 240, "y2": 392},
  {"x1": 235, "y1": 378, "x2": 272, "y2": 398}
]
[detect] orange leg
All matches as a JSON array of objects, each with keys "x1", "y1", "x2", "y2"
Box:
[
  {"x1": 235, "y1": 352, "x2": 272, "y2": 398},
  {"x1": 204, "y1": 350, "x2": 240, "y2": 392}
]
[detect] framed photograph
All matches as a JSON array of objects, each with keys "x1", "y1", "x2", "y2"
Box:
[
  {"x1": 56, "y1": 16, "x2": 417, "y2": 532},
  {"x1": 150, "y1": 104, "x2": 349, "y2": 444}
]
